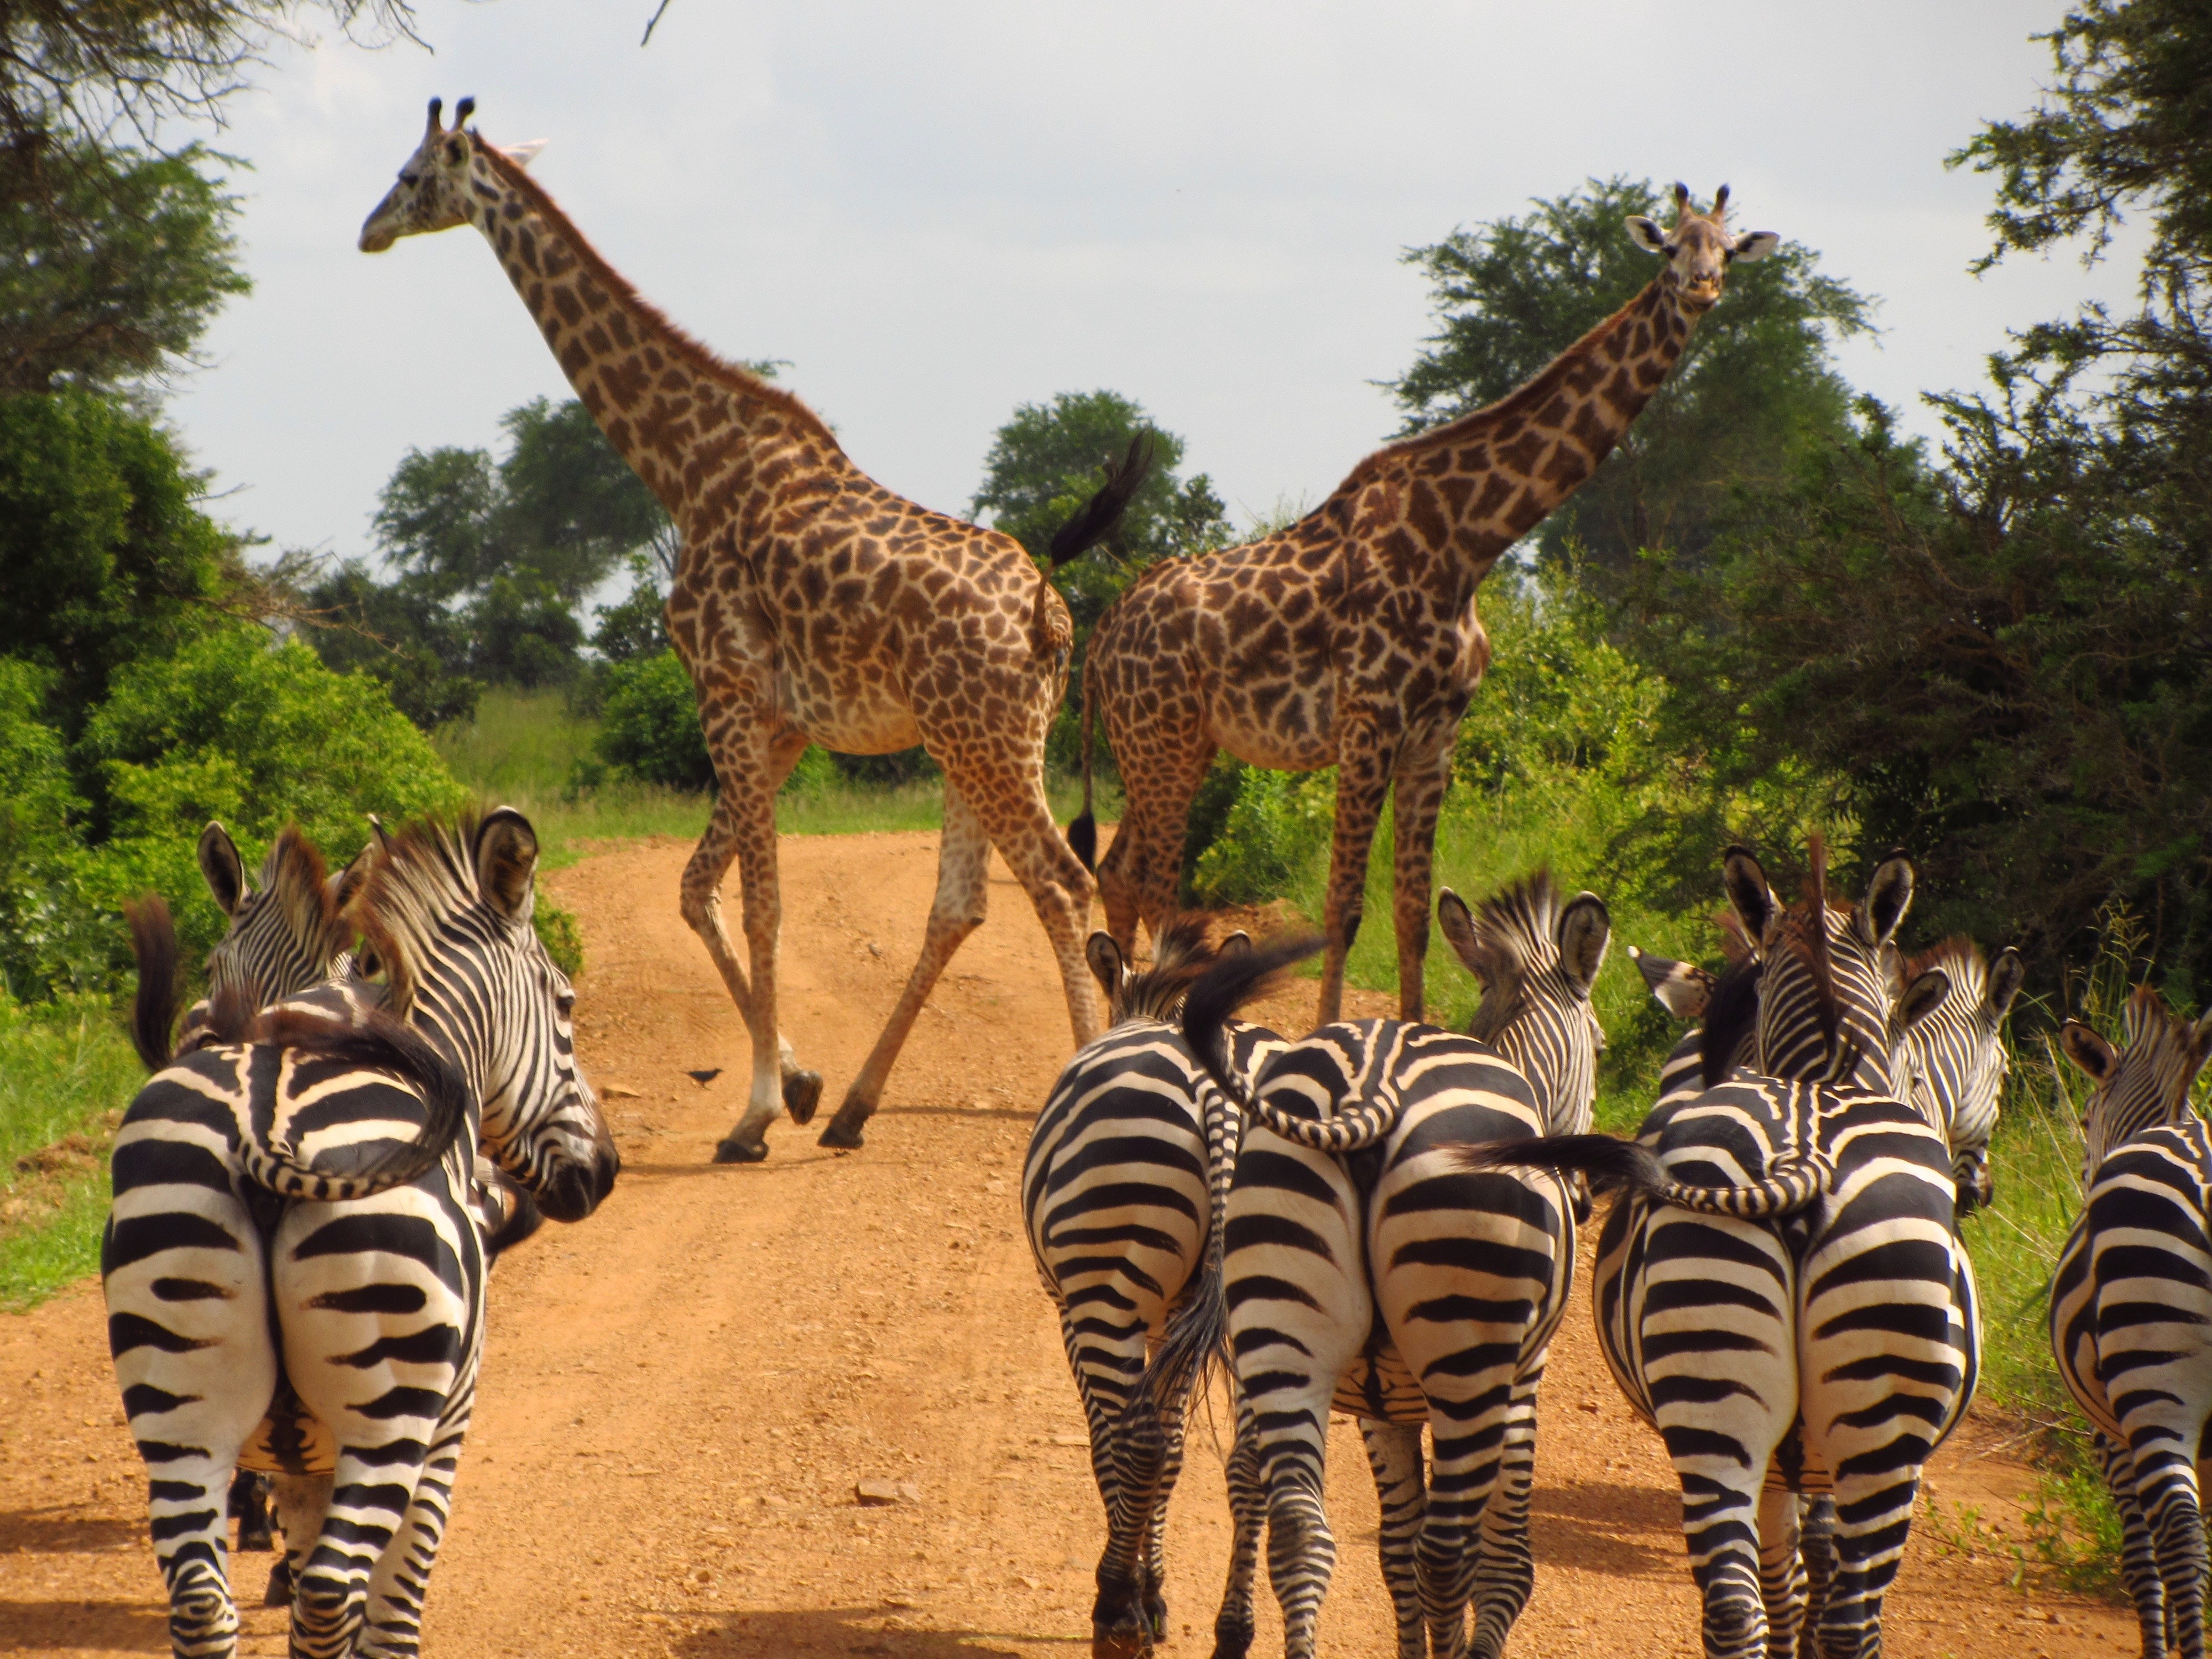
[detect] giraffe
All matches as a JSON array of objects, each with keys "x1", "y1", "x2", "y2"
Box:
[
  {"x1": 360, "y1": 98, "x2": 1148, "y2": 1159},
  {"x1": 1071, "y1": 184, "x2": 1777, "y2": 1025}
]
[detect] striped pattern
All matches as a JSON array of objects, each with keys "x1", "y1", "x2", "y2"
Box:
[
  {"x1": 1024, "y1": 923, "x2": 1281, "y2": 1657},
  {"x1": 105, "y1": 810, "x2": 617, "y2": 1659},
  {"x1": 2049, "y1": 988, "x2": 2212, "y2": 1659},
  {"x1": 1897, "y1": 940, "x2": 2023, "y2": 1216},
  {"x1": 1191, "y1": 875, "x2": 1608, "y2": 1659}
]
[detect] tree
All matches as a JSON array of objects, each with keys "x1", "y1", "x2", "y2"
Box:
[
  {"x1": 301, "y1": 560, "x2": 481, "y2": 729},
  {"x1": 971, "y1": 389, "x2": 1229, "y2": 635},
  {"x1": 1387, "y1": 176, "x2": 1875, "y2": 570}
]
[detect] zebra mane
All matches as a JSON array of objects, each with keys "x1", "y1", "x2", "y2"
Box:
[
  {"x1": 1764, "y1": 833, "x2": 1845, "y2": 1072},
  {"x1": 2119, "y1": 983, "x2": 2212, "y2": 1112},
  {"x1": 1462, "y1": 870, "x2": 1563, "y2": 1044},
  {"x1": 1700, "y1": 955, "x2": 1763, "y2": 1088},
  {"x1": 348, "y1": 811, "x2": 504, "y2": 1018},
  {"x1": 256, "y1": 825, "x2": 350, "y2": 974},
  {"x1": 1907, "y1": 937, "x2": 1987, "y2": 1010},
  {"x1": 1110, "y1": 915, "x2": 1228, "y2": 1025}
]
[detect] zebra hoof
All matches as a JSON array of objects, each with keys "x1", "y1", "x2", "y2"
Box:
[
  {"x1": 1209, "y1": 1619, "x2": 1255, "y2": 1659},
  {"x1": 263, "y1": 1558, "x2": 294, "y2": 1609},
  {"x1": 712, "y1": 1135, "x2": 770, "y2": 1164},
  {"x1": 782, "y1": 1069, "x2": 824, "y2": 1126},
  {"x1": 1092, "y1": 1629, "x2": 1149, "y2": 1659}
]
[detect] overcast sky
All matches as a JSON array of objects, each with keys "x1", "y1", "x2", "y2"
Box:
[{"x1": 163, "y1": 0, "x2": 2140, "y2": 567}]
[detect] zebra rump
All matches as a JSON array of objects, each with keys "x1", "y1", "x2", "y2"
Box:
[{"x1": 1453, "y1": 1131, "x2": 1828, "y2": 1219}]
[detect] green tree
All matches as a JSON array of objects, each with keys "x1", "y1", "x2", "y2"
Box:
[
  {"x1": 301, "y1": 560, "x2": 481, "y2": 729},
  {"x1": 369, "y1": 442, "x2": 499, "y2": 601},
  {"x1": 493, "y1": 396, "x2": 672, "y2": 604},
  {"x1": 0, "y1": 142, "x2": 248, "y2": 393},
  {"x1": 1387, "y1": 176, "x2": 1875, "y2": 570},
  {"x1": 0, "y1": 389, "x2": 233, "y2": 728}
]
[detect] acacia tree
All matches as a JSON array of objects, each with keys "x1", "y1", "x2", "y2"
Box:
[{"x1": 1389, "y1": 176, "x2": 1874, "y2": 570}]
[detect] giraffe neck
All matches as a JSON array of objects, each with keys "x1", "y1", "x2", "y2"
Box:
[
  {"x1": 1363, "y1": 276, "x2": 1700, "y2": 582},
  {"x1": 462, "y1": 143, "x2": 844, "y2": 525}
]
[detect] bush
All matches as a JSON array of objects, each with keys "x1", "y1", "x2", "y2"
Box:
[
  {"x1": 534, "y1": 900, "x2": 583, "y2": 978},
  {"x1": 596, "y1": 649, "x2": 712, "y2": 791}
]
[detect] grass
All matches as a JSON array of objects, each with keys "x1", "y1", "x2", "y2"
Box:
[{"x1": 0, "y1": 994, "x2": 140, "y2": 1311}]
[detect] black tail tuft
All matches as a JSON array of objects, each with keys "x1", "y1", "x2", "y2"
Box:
[
  {"x1": 1452, "y1": 1133, "x2": 1668, "y2": 1195},
  {"x1": 124, "y1": 894, "x2": 180, "y2": 1072},
  {"x1": 484, "y1": 1173, "x2": 546, "y2": 1259},
  {"x1": 1182, "y1": 933, "x2": 1322, "y2": 1098},
  {"x1": 1067, "y1": 811, "x2": 1097, "y2": 873},
  {"x1": 1046, "y1": 434, "x2": 1157, "y2": 572}
]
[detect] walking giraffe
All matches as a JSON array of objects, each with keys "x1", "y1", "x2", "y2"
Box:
[
  {"x1": 360, "y1": 98, "x2": 1147, "y2": 1159},
  {"x1": 1072, "y1": 184, "x2": 1777, "y2": 1023}
]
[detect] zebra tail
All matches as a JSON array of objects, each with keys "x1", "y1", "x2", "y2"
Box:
[
  {"x1": 1067, "y1": 656, "x2": 1098, "y2": 873},
  {"x1": 1183, "y1": 934, "x2": 1322, "y2": 1104},
  {"x1": 1454, "y1": 1134, "x2": 1829, "y2": 1218},
  {"x1": 1140, "y1": 1072, "x2": 1242, "y2": 1417},
  {"x1": 123, "y1": 894, "x2": 180, "y2": 1072},
  {"x1": 240, "y1": 1007, "x2": 474, "y2": 1200}
]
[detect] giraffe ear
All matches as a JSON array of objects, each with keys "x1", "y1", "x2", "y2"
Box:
[
  {"x1": 501, "y1": 140, "x2": 547, "y2": 169},
  {"x1": 1625, "y1": 216, "x2": 1670, "y2": 255},
  {"x1": 1733, "y1": 231, "x2": 1780, "y2": 262}
]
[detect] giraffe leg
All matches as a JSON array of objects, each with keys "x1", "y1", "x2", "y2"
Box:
[
  {"x1": 689, "y1": 727, "x2": 818, "y2": 1161},
  {"x1": 1316, "y1": 723, "x2": 1394, "y2": 1027},
  {"x1": 978, "y1": 773, "x2": 1106, "y2": 1048},
  {"x1": 1100, "y1": 737, "x2": 1214, "y2": 958},
  {"x1": 1389, "y1": 746, "x2": 1450, "y2": 1023},
  {"x1": 818, "y1": 778, "x2": 994, "y2": 1148}
]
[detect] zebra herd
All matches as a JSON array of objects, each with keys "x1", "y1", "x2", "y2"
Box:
[
  {"x1": 89, "y1": 807, "x2": 2212, "y2": 1659},
  {"x1": 1027, "y1": 841, "x2": 2212, "y2": 1659}
]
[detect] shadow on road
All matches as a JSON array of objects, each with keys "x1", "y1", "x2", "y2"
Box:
[{"x1": 671, "y1": 1602, "x2": 1085, "y2": 1656}]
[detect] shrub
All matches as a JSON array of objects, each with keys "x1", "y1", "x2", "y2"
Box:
[
  {"x1": 596, "y1": 649, "x2": 712, "y2": 791},
  {"x1": 534, "y1": 900, "x2": 584, "y2": 978}
]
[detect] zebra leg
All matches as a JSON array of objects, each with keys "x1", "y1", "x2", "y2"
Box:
[
  {"x1": 1468, "y1": 1371, "x2": 1545, "y2": 1659},
  {"x1": 1140, "y1": 1392, "x2": 1190, "y2": 1643},
  {"x1": 356, "y1": 1388, "x2": 476, "y2": 1658},
  {"x1": 1755, "y1": 1486, "x2": 1807, "y2": 1659},
  {"x1": 230, "y1": 1472, "x2": 275, "y2": 1553},
  {"x1": 2133, "y1": 1451, "x2": 2207, "y2": 1659},
  {"x1": 1359, "y1": 1420, "x2": 1427, "y2": 1659},
  {"x1": 1211, "y1": 1404, "x2": 1265, "y2": 1659},
  {"x1": 104, "y1": 1145, "x2": 279, "y2": 1659},
  {"x1": 1792, "y1": 1495, "x2": 1833, "y2": 1659},
  {"x1": 1052, "y1": 1298, "x2": 1160, "y2": 1659},
  {"x1": 1641, "y1": 1212, "x2": 1798, "y2": 1659},
  {"x1": 268, "y1": 1476, "x2": 332, "y2": 1613},
  {"x1": 2096, "y1": 1434, "x2": 2168, "y2": 1659}
]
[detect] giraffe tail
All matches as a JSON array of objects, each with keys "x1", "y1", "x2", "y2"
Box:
[
  {"x1": 1067, "y1": 657, "x2": 1098, "y2": 872},
  {"x1": 1044, "y1": 433, "x2": 1155, "y2": 572}
]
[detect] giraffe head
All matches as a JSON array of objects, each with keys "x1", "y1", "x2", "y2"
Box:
[
  {"x1": 358, "y1": 96, "x2": 542, "y2": 253},
  {"x1": 1625, "y1": 183, "x2": 1778, "y2": 312}
]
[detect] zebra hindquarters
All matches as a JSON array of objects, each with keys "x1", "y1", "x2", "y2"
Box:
[
  {"x1": 1631, "y1": 1206, "x2": 1801, "y2": 1659},
  {"x1": 1224, "y1": 1134, "x2": 1371, "y2": 1659},
  {"x1": 1795, "y1": 1157, "x2": 1965, "y2": 1659},
  {"x1": 1370, "y1": 1153, "x2": 1574, "y2": 1659},
  {"x1": 105, "y1": 1100, "x2": 282, "y2": 1659},
  {"x1": 2085, "y1": 1136, "x2": 2212, "y2": 1659},
  {"x1": 270, "y1": 1178, "x2": 481, "y2": 1659}
]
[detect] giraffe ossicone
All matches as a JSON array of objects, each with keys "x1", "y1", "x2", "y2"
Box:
[
  {"x1": 361, "y1": 97, "x2": 1150, "y2": 1158},
  {"x1": 1073, "y1": 183, "x2": 1776, "y2": 1027}
]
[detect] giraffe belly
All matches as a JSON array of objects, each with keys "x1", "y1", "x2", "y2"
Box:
[
  {"x1": 1211, "y1": 697, "x2": 1337, "y2": 774},
  {"x1": 778, "y1": 674, "x2": 922, "y2": 756}
]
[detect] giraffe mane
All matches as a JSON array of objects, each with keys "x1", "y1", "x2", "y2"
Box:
[{"x1": 471, "y1": 137, "x2": 845, "y2": 458}]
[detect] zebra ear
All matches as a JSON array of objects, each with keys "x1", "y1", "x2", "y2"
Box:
[
  {"x1": 1436, "y1": 889, "x2": 1482, "y2": 971},
  {"x1": 332, "y1": 840, "x2": 376, "y2": 914},
  {"x1": 1864, "y1": 852, "x2": 1915, "y2": 946},
  {"x1": 1895, "y1": 968, "x2": 1952, "y2": 1035},
  {"x1": 1084, "y1": 932, "x2": 1124, "y2": 1005},
  {"x1": 1218, "y1": 931, "x2": 1253, "y2": 958},
  {"x1": 1721, "y1": 846, "x2": 1772, "y2": 942},
  {"x1": 199, "y1": 822, "x2": 248, "y2": 917},
  {"x1": 269, "y1": 827, "x2": 341, "y2": 962},
  {"x1": 1558, "y1": 893, "x2": 1610, "y2": 999},
  {"x1": 1985, "y1": 947, "x2": 2025, "y2": 1024},
  {"x1": 474, "y1": 807, "x2": 540, "y2": 926},
  {"x1": 2060, "y1": 1019, "x2": 2117, "y2": 1083}
]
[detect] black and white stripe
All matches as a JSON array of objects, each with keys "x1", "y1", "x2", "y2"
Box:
[
  {"x1": 1472, "y1": 845, "x2": 1966, "y2": 1659},
  {"x1": 105, "y1": 808, "x2": 617, "y2": 1659},
  {"x1": 1172, "y1": 874, "x2": 1609, "y2": 1659},
  {"x1": 2049, "y1": 988, "x2": 2212, "y2": 1659},
  {"x1": 1025, "y1": 919, "x2": 1280, "y2": 1658}
]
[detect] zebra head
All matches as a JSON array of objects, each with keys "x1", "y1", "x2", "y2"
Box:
[
  {"x1": 1720, "y1": 841, "x2": 1951, "y2": 1094},
  {"x1": 1898, "y1": 940, "x2": 2024, "y2": 1214},
  {"x1": 351, "y1": 808, "x2": 618, "y2": 1224},
  {"x1": 1437, "y1": 872, "x2": 1610, "y2": 1134},
  {"x1": 198, "y1": 823, "x2": 355, "y2": 1011},
  {"x1": 1085, "y1": 919, "x2": 1252, "y2": 1029},
  {"x1": 2062, "y1": 985, "x2": 2212, "y2": 1180}
]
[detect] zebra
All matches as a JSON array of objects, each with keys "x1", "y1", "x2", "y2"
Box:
[
  {"x1": 2050, "y1": 987, "x2": 2212, "y2": 1659},
  {"x1": 1025, "y1": 917, "x2": 1281, "y2": 1659},
  {"x1": 1464, "y1": 843, "x2": 1965, "y2": 1659},
  {"x1": 105, "y1": 807, "x2": 618, "y2": 1659},
  {"x1": 1167, "y1": 873, "x2": 1609, "y2": 1659}
]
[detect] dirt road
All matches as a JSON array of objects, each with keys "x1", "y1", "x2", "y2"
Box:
[{"x1": 0, "y1": 831, "x2": 2131, "y2": 1656}]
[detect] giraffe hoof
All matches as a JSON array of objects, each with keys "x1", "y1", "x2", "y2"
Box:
[
  {"x1": 712, "y1": 1135, "x2": 770, "y2": 1164},
  {"x1": 816, "y1": 1115, "x2": 866, "y2": 1151},
  {"x1": 782, "y1": 1069, "x2": 824, "y2": 1126}
]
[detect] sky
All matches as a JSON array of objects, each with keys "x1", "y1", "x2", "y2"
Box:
[{"x1": 160, "y1": 0, "x2": 2144, "y2": 568}]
